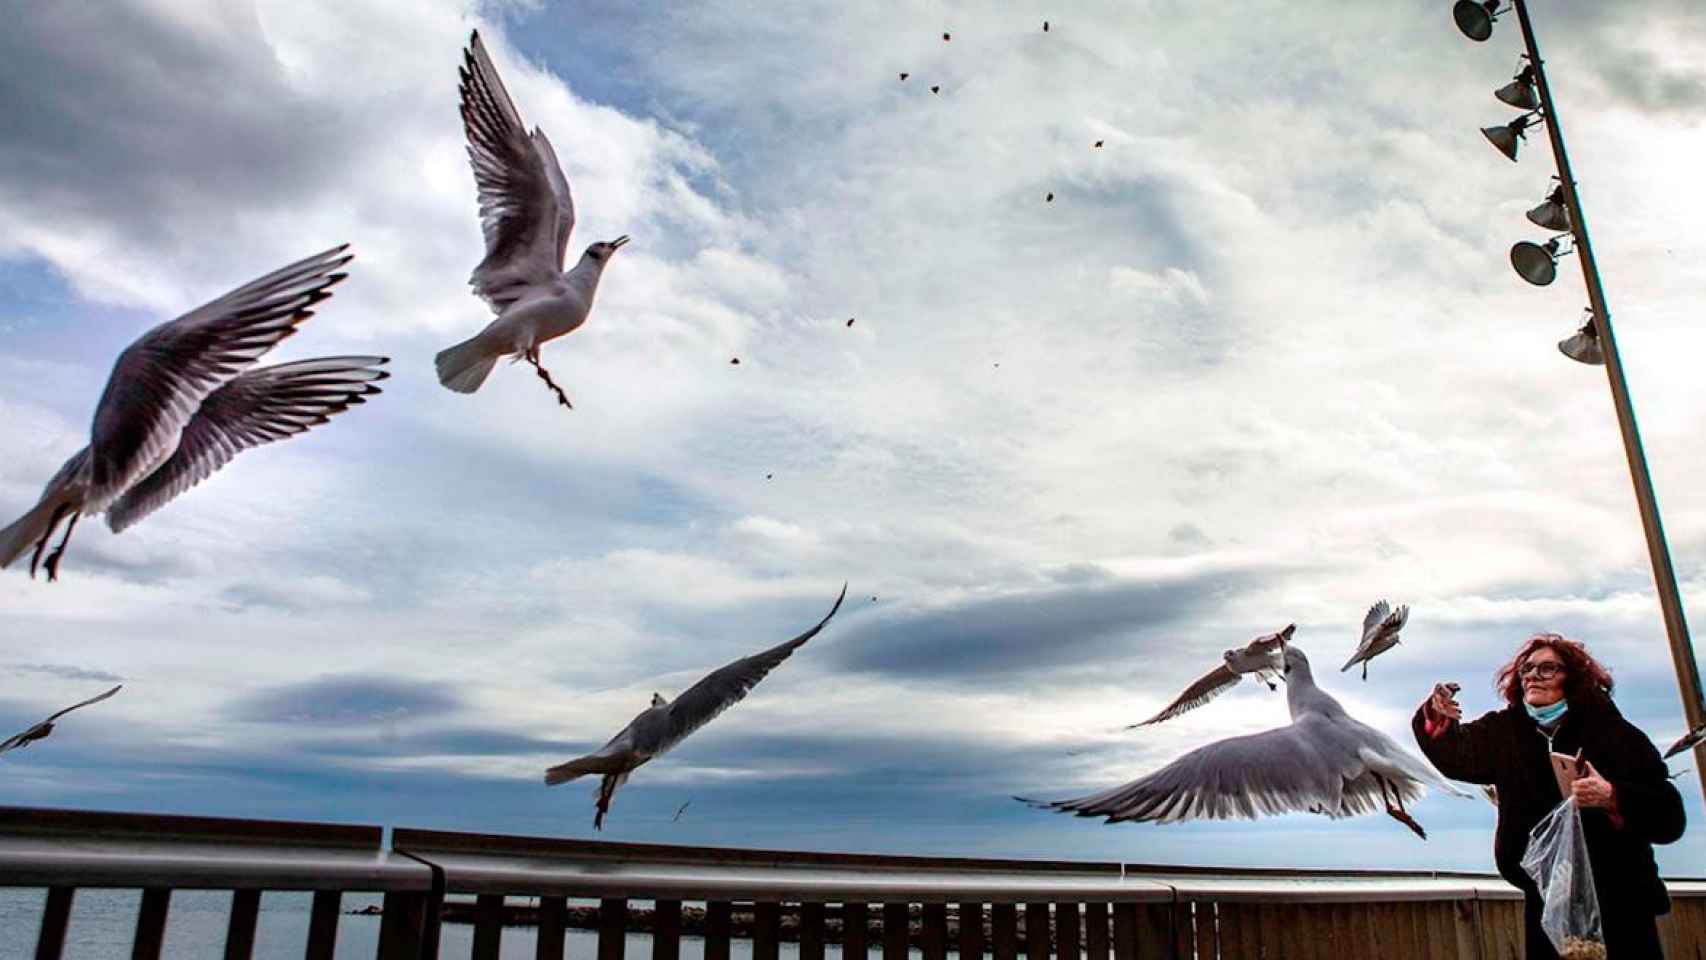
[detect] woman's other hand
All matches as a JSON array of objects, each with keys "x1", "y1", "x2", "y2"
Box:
[{"x1": 1572, "y1": 759, "x2": 1617, "y2": 810}]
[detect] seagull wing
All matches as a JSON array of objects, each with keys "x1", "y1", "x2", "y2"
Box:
[
  {"x1": 652, "y1": 585, "x2": 846, "y2": 757},
  {"x1": 532, "y1": 129, "x2": 577, "y2": 267},
  {"x1": 1664, "y1": 721, "x2": 1706, "y2": 760},
  {"x1": 460, "y1": 30, "x2": 570, "y2": 309},
  {"x1": 1360, "y1": 600, "x2": 1391, "y2": 641},
  {"x1": 105, "y1": 357, "x2": 388, "y2": 533},
  {"x1": 0, "y1": 728, "x2": 39, "y2": 754},
  {"x1": 1129, "y1": 663, "x2": 1242, "y2": 728},
  {"x1": 42, "y1": 684, "x2": 123, "y2": 723},
  {"x1": 85, "y1": 246, "x2": 353, "y2": 511},
  {"x1": 1034, "y1": 716, "x2": 1383, "y2": 823}
]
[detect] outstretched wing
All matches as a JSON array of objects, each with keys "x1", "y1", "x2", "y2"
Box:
[
  {"x1": 1030, "y1": 717, "x2": 1388, "y2": 823},
  {"x1": 460, "y1": 30, "x2": 572, "y2": 308},
  {"x1": 654, "y1": 585, "x2": 846, "y2": 756},
  {"x1": 43, "y1": 684, "x2": 123, "y2": 723},
  {"x1": 1361, "y1": 600, "x2": 1391, "y2": 639},
  {"x1": 105, "y1": 358, "x2": 388, "y2": 532},
  {"x1": 86, "y1": 246, "x2": 353, "y2": 511},
  {"x1": 1664, "y1": 720, "x2": 1706, "y2": 760},
  {"x1": 1129, "y1": 663, "x2": 1241, "y2": 728},
  {"x1": 531, "y1": 129, "x2": 576, "y2": 267}
]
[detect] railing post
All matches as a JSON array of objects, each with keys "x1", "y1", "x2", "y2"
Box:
[
  {"x1": 33, "y1": 886, "x2": 74, "y2": 960},
  {"x1": 598, "y1": 897, "x2": 629, "y2": 960},
  {"x1": 132, "y1": 887, "x2": 171, "y2": 960},
  {"x1": 536, "y1": 897, "x2": 568, "y2": 960},
  {"x1": 223, "y1": 889, "x2": 261, "y2": 960},
  {"x1": 376, "y1": 891, "x2": 427, "y2": 960},
  {"x1": 653, "y1": 898, "x2": 682, "y2": 960}
]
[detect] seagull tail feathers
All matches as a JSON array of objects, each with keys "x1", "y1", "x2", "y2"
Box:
[
  {"x1": 544, "y1": 754, "x2": 623, "y2": 786},
  {"x1": 435, "y1": 334, "x2": 502, "y2": 394},
  {"x1": 0, "y1": 490, "x2": 76, "y2": 570}
]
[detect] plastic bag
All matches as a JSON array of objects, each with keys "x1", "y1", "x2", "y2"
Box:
[{"x1": 1521, "y1": 797, "x2": 1606, "y2": 960}]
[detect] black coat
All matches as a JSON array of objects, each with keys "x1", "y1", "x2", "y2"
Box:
[{"x1": 1412, "y1": 696, "x2": 1685, "y2": 930}]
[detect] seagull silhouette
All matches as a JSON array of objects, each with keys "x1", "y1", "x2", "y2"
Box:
[
  {"x1": 545, "y1": 585, "x2": 846, "y2": 829},
  {"x1": 435, "y1": 30, "x2": 629, "y2": 408},
  {"x1": 1, "y1": 685, "x2": 122, "y2": 755},
  {"x1": 1341, "y1": 600, "x2": 1408, "y2": 680},
  {"x1": 0, "y1": 247, "x2": 386, "y2": 581},
  {"x1": 1127, "y1": 624, "x2": 1293, "y2": 728}
]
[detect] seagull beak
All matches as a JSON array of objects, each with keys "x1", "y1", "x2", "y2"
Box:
[{"x1": 609, "y1": 235, "x2": 631, "y2": 250}]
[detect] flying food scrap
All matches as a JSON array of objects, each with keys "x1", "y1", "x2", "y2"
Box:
[
  {"x1": 730, "y1": 357, "x2": 740, "y2": 365},
  {"x1": 942, "y1": 32, "x2": 951, "y2": 41},
  {"x1": 931, "y1": 85, "x2": 941, "y2": 94},
  {"x1": 1046, "y1": 192, "x2": 1054, "y2": 202},
  {"x1": 1094, "y1": 140, "x2": 1105, "y2": 148},
  {"x1": 846, "y1": 317, "x2": 855, "y2": 327},
  {"x1": 899, "y1": 72, "x2": 909, "y2": 81}
]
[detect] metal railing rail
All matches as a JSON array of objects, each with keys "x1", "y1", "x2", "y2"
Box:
[{"x1": 3, "y1": 806, "x2": 1704, "y2": 960}]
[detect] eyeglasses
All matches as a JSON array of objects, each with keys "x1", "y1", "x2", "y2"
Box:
[{"x1": 1519, "y1": 661, "x2": 1565, "y2": 680}]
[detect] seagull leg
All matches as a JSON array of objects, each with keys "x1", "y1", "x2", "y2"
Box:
[
  {"x1": 41, "y1": 510, "x2": 81, "y2": 583},
  {"x1": 1362, "y1": 660, "x2": 1368, "y2": 682},
  {"x1": 524, "y1": 353, "x2": 574, "y2": 410},
  {"x1": 27, "y1": 503, "x2": 72, "y2": 580},
  {"x1": 1378, "y1": 776, "x2": 1427, "y2": 839}
]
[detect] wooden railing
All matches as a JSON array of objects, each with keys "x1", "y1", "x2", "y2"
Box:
[{"x1": 2, "y1": 806, "x2": 1703, "y2": 959}]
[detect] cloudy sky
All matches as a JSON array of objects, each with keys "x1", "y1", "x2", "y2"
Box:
[{"x1": 2, "y1": 0, "x2": 1706, "y2": 875}]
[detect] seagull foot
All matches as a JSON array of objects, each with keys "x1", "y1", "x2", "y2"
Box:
[
  {"x1": 1387, "y1": 806, "x2": 1427, "y2": 840},
  {"x1": 526, "y1": 357, "x2": 574, "y2": 411},
  {"x1": 42, "y1": 547, "x2": 65, "y2": 583}
]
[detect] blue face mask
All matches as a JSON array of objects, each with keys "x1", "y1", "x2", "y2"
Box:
[{"x1": 1525, "y1": 698, "x2": 1569, "y2": 725}]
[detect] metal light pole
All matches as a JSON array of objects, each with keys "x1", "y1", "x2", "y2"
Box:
[{"x1": 1479, "y1": 0, "x2": 1706, "y2": 795}]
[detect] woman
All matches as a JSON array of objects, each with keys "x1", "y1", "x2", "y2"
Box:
[{"x1": 1415, "y1": 633, "x2": 1685, "y2": 958}]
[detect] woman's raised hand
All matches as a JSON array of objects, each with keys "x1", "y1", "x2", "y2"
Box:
[{"x1": 1428, "y1": 682, "x2": 1462, "y2": 722}]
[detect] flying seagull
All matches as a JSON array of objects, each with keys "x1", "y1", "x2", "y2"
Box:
[
  {"x1": 1663, "y1": 718, "x2": 1706, "y2": 760},
  {"x1": 0, "y1": 246, "x2": 387, "y2": 581},
  {"x1": 1341, "y1": 600, "x2": 1409, "y2": 680},
  {"x1": 545, "y1": 584, "x2": 847, "y2": 829},
  {"x1": 0, "y1": 685, "x2": 122, "y2": 755},
  {"x1": 673, "y1": 799, "x2": 692, "y2": 822},
  {"x1": 435, "y1": 30, "x2": 630, "y2": 408},
  {"x1": 1025, "y1": 644, "x2": 1467, "y2": 838},
  {"x1": 1127, "y1": 624, "x2": 1293, "y2": 728}
]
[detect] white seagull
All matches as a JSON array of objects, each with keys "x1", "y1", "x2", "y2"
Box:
[
  {"x1": 1, "y1": 685, "x2": 122, "y2": 756},
  {"x1": 1126, "y1": 624, "x2": 1293, "y2": 728},
  {"x1": 545, "y1": 585, "x2": 846, "y2": 830},
  {"x1": 435, "y1": 30, "x2": 630, "y2": 408},
  {"x1": 0, "y1": 246, "x2": 387, "y2": 581},
  {"x1": 1025, "y1": 644, "x2": 1467, "y2": 838},
  {"x1": 1341, "y1": 600, "x2": 1408, "y2": 681}
]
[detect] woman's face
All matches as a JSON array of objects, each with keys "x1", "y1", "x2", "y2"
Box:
[{"x1": 1519, "y1": 646, "x2": 1567, "y2": 706}]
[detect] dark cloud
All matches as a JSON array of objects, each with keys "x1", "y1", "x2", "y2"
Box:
[
  {"x1": 298, "y1": 726, "x2": 588, "y2": 759},
  {"x1": 226, "y1": 675, "x2": 461, "y2": 725},
  {"x1": 9, "y1": 662, "x2": 125, "y2": 683},
  {"x1": 827, "y1": 569, "x2": 1270, "y2": 684},
  {"x1": 0, "y1": 3, "x2": 357, "y2": 249},
  {"x1": 1592, "y1": 52, "x2": 1706, "y2": 114}
]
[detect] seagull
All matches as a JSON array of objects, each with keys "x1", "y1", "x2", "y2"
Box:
[
  {"x1": 1, "y1": 685, "x2": 122, "y2": 755},
  {"x1": 1341, "y1": 600, "x2": 1409, "y2": 680},
  {"x1": 1025, "y1": 644, "x2": 1468, "y2": 838},
  {"x1": 545, "y1": 585, "x2": 847, "y2": 829},
  {"x1": 434, "y1": 30, "x2": 630, "y2": 408},
  {"x1": 1126, "y1": 624, "x2": 1294, "y2": 728},
  {"x1": 672, "y1": 799, "x2": 692, "y2": 822},
  {"x1": 1663, "y1": 718, "x2": 1706, "y2": 760},
  {"x1": 0, "y1": 247, "x2": 387, "y2": 581}
]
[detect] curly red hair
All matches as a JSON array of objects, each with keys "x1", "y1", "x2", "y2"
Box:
[{"x1": 1495, "y1": 632, "x2": 1615, "y2": 706}]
